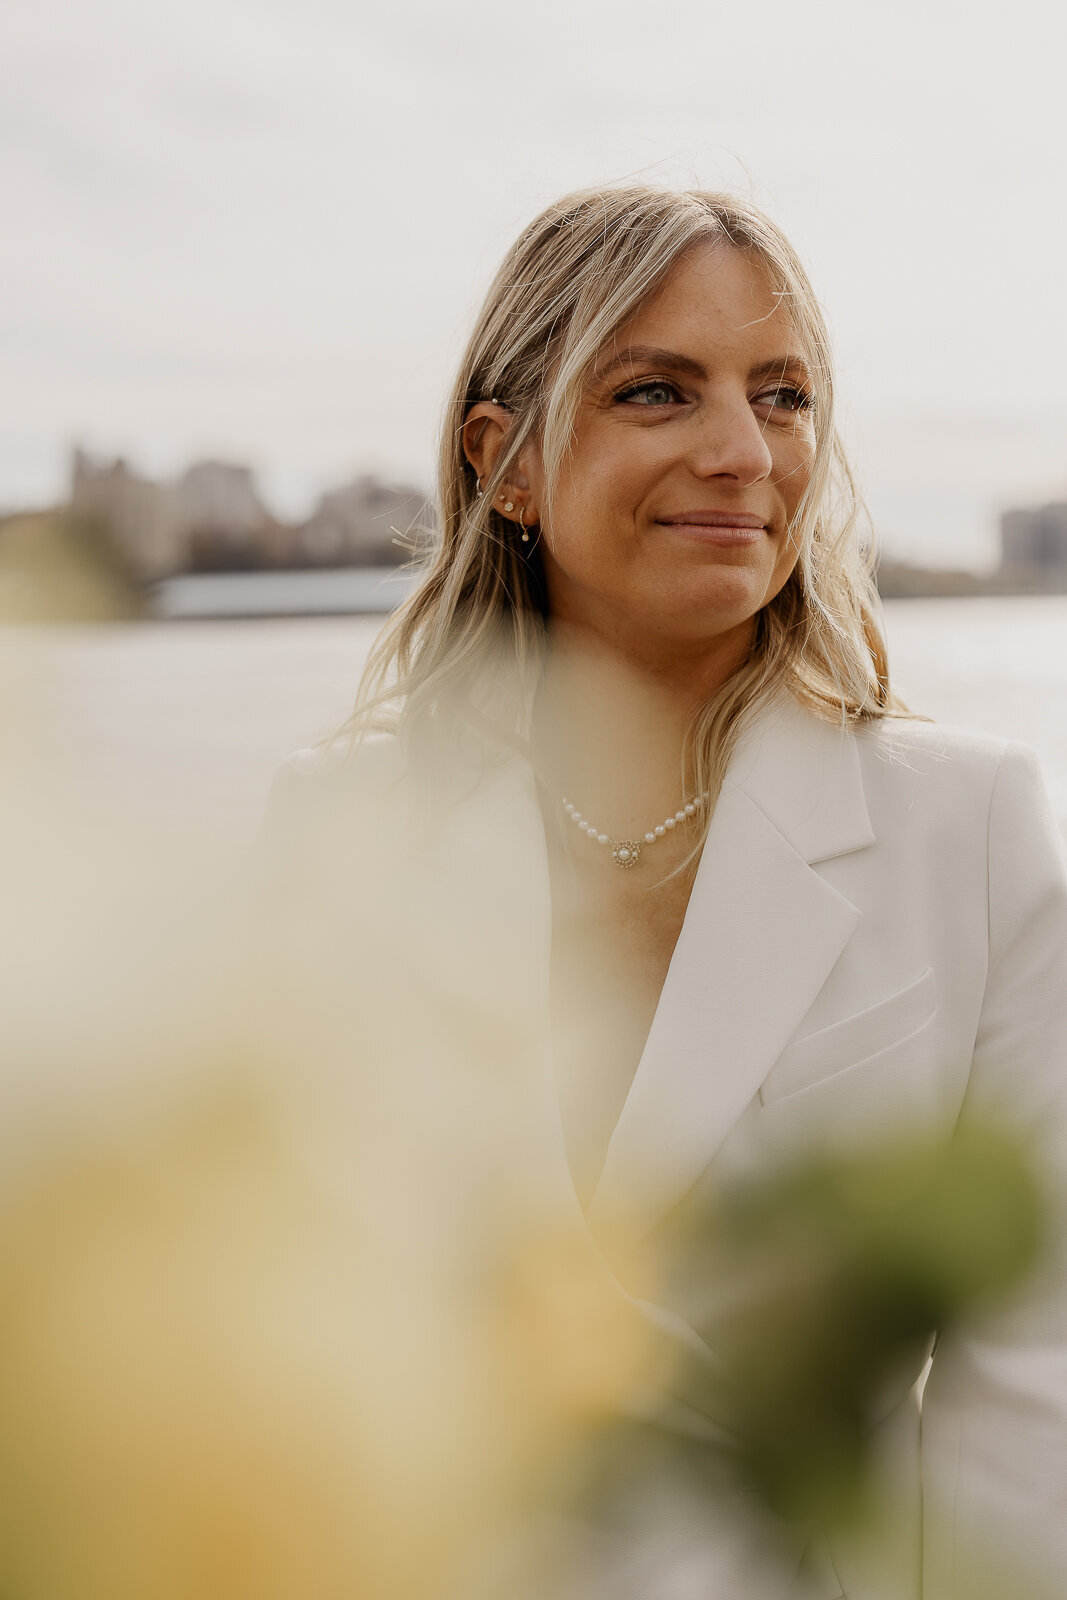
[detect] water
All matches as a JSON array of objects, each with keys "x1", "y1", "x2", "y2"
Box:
[
  {"x1": 151, "y1": 566, "x2": 423, "y2": 619},
  {"x1": 881, "y1": 596, "x2": 1067, "y2": 830},
  {"x1": 6, "y1": 596, "x2": 1067, "y2": 845}
]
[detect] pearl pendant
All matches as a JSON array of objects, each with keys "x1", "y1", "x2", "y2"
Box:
[{"x1": 611, "y1": 840, "x2": 642, "y2": 870}]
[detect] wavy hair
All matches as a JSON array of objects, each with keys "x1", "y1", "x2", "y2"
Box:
[{"x1": 341, "y1": 184, "x2": 907, "y2": 814}]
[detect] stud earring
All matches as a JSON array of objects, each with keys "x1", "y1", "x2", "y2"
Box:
[
  {"x1": 503, "y1": 499, "x2": 515, "y2": 513},
  {"x1": 518, "y1": 506, "x2": 529, "y2": 542}
]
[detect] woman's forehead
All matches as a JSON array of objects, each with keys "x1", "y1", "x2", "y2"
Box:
[
  {"x1": 633, "y1": 244, "x2": 792, "y2": 338},
  {"x1": 595, "y1": 245, "x2": 807, "y2": 380}
]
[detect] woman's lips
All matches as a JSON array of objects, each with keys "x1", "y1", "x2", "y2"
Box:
[{"x1": 656, "y1": 511, "x2": 768, "y2": 545}]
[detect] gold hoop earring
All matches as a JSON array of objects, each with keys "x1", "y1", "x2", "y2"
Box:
[{"x1": 518, "y1": 505, "x2": 529, "y2": 543}]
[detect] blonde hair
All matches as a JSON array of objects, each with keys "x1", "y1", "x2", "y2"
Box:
[{"x1": 343, "y1": 184, "x2": 907, "y2": 814}]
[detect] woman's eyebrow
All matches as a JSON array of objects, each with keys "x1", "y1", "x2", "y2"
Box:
[
  {"x1": 748, "y1": 355, "x2": 811, "y2": 382},
  {"x1": 593, "y1": 345, "x2": 707, "y2": 382},
  {"x1": 594, "y1": 345, "x2": 810, "y2": 383}
]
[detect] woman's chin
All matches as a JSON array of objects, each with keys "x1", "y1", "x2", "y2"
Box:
[{"x1": 650, "y1": 566, "x2": 780, "y2": 633}]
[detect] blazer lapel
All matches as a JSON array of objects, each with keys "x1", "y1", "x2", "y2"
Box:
[{"x1": 587, "y1": 696, "x2": 876, "y2": 1238}]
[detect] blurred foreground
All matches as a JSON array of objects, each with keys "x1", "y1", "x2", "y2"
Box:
[{"x1": 0, "y1": 576, "x2": 1058, "y2": 1598}]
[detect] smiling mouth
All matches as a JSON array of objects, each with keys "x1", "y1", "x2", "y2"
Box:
[
  {"x1": 656, "y1": 512, "x2": 768, "y2": 544},
  {"x1": 658, "y1": 510, "x2": 767, "y2": 528}
]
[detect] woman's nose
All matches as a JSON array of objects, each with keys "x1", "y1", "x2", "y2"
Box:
[{"x1": 687, "y1": 393, "x2": 774, "y2": 486}]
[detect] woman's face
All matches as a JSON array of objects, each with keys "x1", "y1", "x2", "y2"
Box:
[{"x1": 528, "y1": 242, "x2": 817, "y2": 660}]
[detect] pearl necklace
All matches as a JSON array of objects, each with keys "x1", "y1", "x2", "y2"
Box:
[{"x1": 561, "y1": 790, "x2": 710, "y2": 869}]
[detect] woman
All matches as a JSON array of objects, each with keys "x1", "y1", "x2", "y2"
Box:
[{"x1": 273, "y1": 187, "x2": 1067, "y2": 1598}]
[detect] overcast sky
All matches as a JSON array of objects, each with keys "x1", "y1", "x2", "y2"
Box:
[{"x1": 3, "y1": 0, "x2": 1065, "y2": 566}]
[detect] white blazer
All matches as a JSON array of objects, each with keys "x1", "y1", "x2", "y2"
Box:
[{"x1": 272, "y1": 691, "x2": 1067, "y2": 1600}]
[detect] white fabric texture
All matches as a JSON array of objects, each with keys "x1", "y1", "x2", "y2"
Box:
[{"x1": 269, "y1": 694, "x2": 1067, "y2": 1599}]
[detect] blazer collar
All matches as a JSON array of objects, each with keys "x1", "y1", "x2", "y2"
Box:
[
  {"x1": 585, "y1": 693, "x2": 875, "y2": 1237},
  {"x1": 723, "y1": 691, "x2": 876, "y2": 865}
]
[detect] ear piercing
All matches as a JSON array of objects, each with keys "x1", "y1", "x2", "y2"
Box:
[{"x1": 495, "y1": 491, "x2": 532, "y2": 542}]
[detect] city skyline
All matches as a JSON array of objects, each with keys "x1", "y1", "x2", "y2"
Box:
[
  {"x1": 8, "y1": 440, "x2": 1059, "y2": 602},
  {"x1": 63, "y1": 444, "x2": 429, "y2": 580}
]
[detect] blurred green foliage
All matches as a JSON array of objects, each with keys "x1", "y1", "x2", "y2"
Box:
[{"x1": 665, "y1": 1120, "x2": 1044, "y2": 1532}]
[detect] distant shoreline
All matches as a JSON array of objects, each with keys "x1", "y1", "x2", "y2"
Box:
[
  {"x1": 874, "y1": 557, "x2": 1067, "y2": 601},
  {"x1": 149, "y1": 566, "x2": 424, "y2": 620},
  {"x1": 147, "y1": 562, "x2": 1067, "y2": 620}
]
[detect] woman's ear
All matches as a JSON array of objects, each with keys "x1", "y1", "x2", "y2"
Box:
[
  {"x1": 462, "y1": 401, "x2": 543, "y2": 527},
  {"x1": 461, "y1": 403, "x2": 511, "y2": 486}
]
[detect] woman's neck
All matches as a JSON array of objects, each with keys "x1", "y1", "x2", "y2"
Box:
[{"x1": 532, "y1": 621, "x2": 750, "y2": 839}]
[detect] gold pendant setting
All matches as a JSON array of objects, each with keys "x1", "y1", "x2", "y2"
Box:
[{"x1": 611, "y1": 840, "x2": 642, "y2": 869}]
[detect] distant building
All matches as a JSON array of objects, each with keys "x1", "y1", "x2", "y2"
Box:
[
  {"x1": 69, "y1": 448, "x2": 276, "y2": 579},
  {"x1": 67, "y1": 447, "x2": 431, "y2": 580},
  {"x1": 1000, "y1": 502, "x2": 1067, "y2": 584},
  {"x1": 70, "y1": 448, "x2": 184, "y2": 582},
  {"x1": 295, "y1": 474, "x2": 430, "y2": 567},
  {"x1": 176, "y1": 461, "x2": 276, "y2": 571}
]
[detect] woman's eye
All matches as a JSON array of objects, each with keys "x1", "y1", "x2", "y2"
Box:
[
  {"x1": 617, "y1": 379, "x2": 682, "y2": 407},
  {"x1": 755, "y1": 385, "x2": 813, "y2": 415}
]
